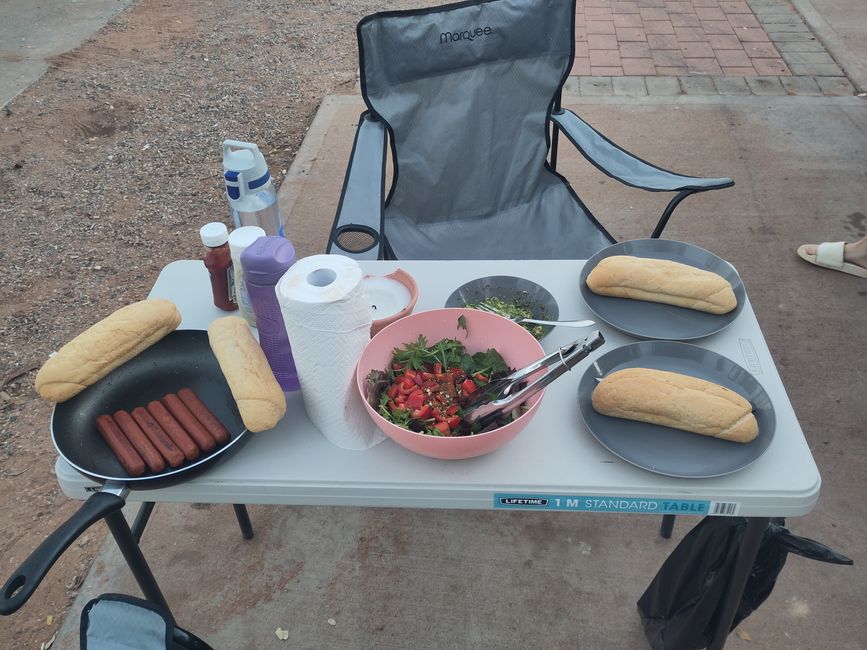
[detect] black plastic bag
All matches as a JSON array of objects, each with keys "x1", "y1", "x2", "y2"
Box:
[{"x1": 637, "y1": 517, "x2": 852, "y2": 650}]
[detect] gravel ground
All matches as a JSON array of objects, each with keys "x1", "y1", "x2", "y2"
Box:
[{"x1": 0, "y1": 1, "x2": 432, "y2": 646}]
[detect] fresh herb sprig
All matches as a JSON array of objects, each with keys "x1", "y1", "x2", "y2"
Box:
[
  {"x1": 390, "y1": 336, "x2": 509, "y2": 379},
  {"x1": 391, "y1": 335, "x2": 467, "y2": 370}
]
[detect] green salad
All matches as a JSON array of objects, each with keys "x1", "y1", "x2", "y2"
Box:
[
  {"x1": 365, "y1": 335, "x2": 519, "y2": 436},
  {"x1": 466, "y1": 296, "x2": 546, "y2": 339}
]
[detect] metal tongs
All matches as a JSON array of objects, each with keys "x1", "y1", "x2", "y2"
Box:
[{"x1": 462, "y1": 330, "x2": 605, "y2": 428}]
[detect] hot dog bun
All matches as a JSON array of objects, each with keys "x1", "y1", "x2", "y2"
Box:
[
  {"x1": 586, "y1": 255, "x2": 736, "y2": 314},
  {"x1": 591, "y1": 367, "x2": 758, "y2": 443},
  {"x1": 35, "y1": 299, "x2": 181, "y2": 402},
  {"x1": 207, "y1": 316, "x2": 286, "y2": 432}
]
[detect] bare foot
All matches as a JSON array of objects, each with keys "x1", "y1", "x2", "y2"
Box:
[{"x1": 802, "y1": 235, "x2": 867, "y2": 270}]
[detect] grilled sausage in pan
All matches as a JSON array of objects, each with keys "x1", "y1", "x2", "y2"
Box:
[
  {"x1": 95, "y1": 414, "x2": 146, "y2": 477},
  {"x1": 113, "y1": 410, "x2": 166, "y2": 473},
  {"x1": 178, "y1": 388, "x2": 231, "y2": 444},
  {"x1": 146, "y1": 400, "x2": 200, "y2": 461},
  {"x1": 131, "y1": 406, "x2": 185, "y2": 467},
  {"x1": 161, "y1": 393, "x2": 217, "y2": 452}
]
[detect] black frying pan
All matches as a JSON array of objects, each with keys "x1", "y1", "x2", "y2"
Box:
[{"x1": 1, "y1": 329, "x2": 249, "y2": 614}]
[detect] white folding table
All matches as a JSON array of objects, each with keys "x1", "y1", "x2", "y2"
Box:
[{"x1": 55, "y1": 259, "x2": 821, "y2": 649}]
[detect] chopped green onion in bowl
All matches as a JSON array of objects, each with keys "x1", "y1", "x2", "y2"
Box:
[{"x1": 465, "y1": 296, "x2": 546, "y2": 339}]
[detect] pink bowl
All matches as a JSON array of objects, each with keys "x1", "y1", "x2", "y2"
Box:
[
  {"x1": 365, "y1": 268, "x2": 420, "y2": 337},
  {"x1": 356, "y1": 308, "x2": 546, "y2": 460}
]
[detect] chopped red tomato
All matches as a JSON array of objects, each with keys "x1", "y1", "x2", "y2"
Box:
[
  {"x1": 433, "y1": 421, "x2": 451, "y2": 436},
  {"x1": 406, "y1": 389, "x2": 425, "y2": 409},
  {"x1": 412, "y1": 404, "x2": 432, "y2": 419},
  {"x1": 374, "y1": 336, "x2": 513, "y2": 437}
]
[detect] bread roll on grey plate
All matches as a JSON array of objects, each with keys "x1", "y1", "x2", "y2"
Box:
[
  {"x1": 585, "y1": 255, "x2": 737, "y2": 315},
  {"x1": 35, "y1": 299, "x2": 181, "y2": 402},
  {"x1": 207, "y1": 316, "x2": 286, "y2": 432},
  {"x1": 592, "y1": 367, "x2": 758, "y2": 443}
]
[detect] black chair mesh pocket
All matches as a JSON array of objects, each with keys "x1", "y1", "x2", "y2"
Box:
[{"x1": 334, "y1": 225, "x2": 379, "y2": 254}]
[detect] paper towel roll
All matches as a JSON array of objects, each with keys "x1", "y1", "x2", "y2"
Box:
[{"x1": 276, "y1": 254, "x2": 384, "y2": 450}]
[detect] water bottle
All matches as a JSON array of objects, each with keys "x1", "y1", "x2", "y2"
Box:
[
  {"x1": 222, "y1": 140, "x2": 284, "y2": 237},
  {"x1": 241, "y1": 236, "x2": 300, "y2": 392}
]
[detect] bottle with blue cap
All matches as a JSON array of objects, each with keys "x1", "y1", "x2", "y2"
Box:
[{"x1": 222, "y1": 140, "x2": 284, "y2": 237}]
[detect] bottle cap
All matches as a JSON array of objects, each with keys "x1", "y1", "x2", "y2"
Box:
[
  {"x1": 223, "y1": 140, "x2": 270, "y2": 201},
  {"x1": 200, "y1": 222, "x2": 229, "y2": 247},
  {"x1": 241, "y1": 236, "x2": 297, "y2": 285},
  {"x1": 228, "y1": 226, "x2": 266, "y2": 258}
]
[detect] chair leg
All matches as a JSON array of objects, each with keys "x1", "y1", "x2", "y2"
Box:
[
  {"x1": 660, "y1": 514, "x2": 676, "y2": 539},
  {"x1": 173, "y1": 626, "x2": 216, "y2": 650},
  {"x1": 650, "y1": 190, "x2": 695, "y2": 239},
  {"x1": 232, "y1": 504, "x2": 254, "y2": 540},
  {"x1": 104, "y1": 509, "x2": 171, "y2": 612}
]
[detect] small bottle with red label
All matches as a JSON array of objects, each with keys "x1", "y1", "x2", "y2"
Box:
[{"x1": 199, "y1": 222, "x2": 238, "y2": 311}]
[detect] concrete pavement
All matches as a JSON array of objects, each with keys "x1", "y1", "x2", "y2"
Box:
[{"x1": 0, "y1": 0, "x2": 132, "y2": 107}]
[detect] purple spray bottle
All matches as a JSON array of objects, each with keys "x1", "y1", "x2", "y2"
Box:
[{"x1": 241, "y1": 236, "x2": 300, "y2": 392}]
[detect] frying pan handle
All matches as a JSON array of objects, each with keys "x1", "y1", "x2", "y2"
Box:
[{"x1": 0, "y1": 491, "x2": 125, "y2": 615}]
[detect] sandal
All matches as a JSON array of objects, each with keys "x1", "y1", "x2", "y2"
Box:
[{"x1": 796, "y1": 241, "x2": 867, "y2": 279}]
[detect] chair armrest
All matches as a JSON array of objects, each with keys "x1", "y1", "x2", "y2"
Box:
[
  {"x1": 551, "y1": 109, "x2": 733, "y2": 192},
  {"x1": 326, "y1": 111, "x2": 388, "y2": 259}
]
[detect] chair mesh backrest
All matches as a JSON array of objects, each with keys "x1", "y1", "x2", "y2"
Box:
[{"x1": 358, "y1": 0, "x2": 575, "y2": 226}]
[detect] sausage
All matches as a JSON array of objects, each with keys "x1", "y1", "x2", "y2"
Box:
[
  {"x1": 146, "y1": 400, "x2": 200, "y2": 461},
  {"x1": 131, "y1": 407, "x2": 185, "y2": 467},
  {"x1": 177, "y1": 388, "x2": 230, "y2": 444},
  {"x1": 95, "y1": 414, "x2": 146, "y2": 477},
  {"x1": 161, "y1": 393, "x2": 217, "y2": 452},
  {"x1": 113, "y1": 409, "x2": 166, "y2": 474}
]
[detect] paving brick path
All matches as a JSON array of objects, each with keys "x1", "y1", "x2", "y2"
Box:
[
  {"x1": 574, "y1": 0, "x2": 790, "y2": 76},
  {"x1": 566, "y1": 0, "x2": 854, "y2": 96}
]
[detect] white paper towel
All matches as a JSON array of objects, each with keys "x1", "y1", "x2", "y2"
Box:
[{"x1": 276, "y1": 254, "x2": 384, "y2": 450}]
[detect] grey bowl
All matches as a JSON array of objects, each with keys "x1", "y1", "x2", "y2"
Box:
[{"x1": 444, "y1": 275, "x2": 559, "y2": 340}]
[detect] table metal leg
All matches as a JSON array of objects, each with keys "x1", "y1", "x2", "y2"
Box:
[
  {"x1": 659, "y1": 514, "x2": 676, "y2": 539},
  {"x1": 103, "y1": 509, "x2": 171, "y2": 614},
  {"x1": 131, "y1": 502, "x2": 155, "y2": 542},
  {"x1": 707, "y1": 516, "x2": 769, "y2": 650},
  {"x1": 233, "y1": 504, "x2": 254, "y2": 540}
]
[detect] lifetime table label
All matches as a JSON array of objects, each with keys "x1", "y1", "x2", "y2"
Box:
[{"x1": 494, "y1": 494, "x2": 740, "y2": 516}]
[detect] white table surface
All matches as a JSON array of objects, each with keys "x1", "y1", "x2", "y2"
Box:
[{"x1": 56, "y1": 259, "x2": 821, "y2": 518}]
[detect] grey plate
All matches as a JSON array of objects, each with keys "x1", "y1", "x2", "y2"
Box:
[
  {"x1": 445, "y1": 275, "x2": 559, "y2": 340},
  {"x1": 579, "y1": 239, "x2": 746, "y2": 340},
  {"x1": 578, "y1": 341, "x2": 775, "y2": 478}
]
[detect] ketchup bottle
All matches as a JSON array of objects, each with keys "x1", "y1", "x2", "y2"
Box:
[{"x1": 199, "y1": 222, "x2": 238, "y2": 311}]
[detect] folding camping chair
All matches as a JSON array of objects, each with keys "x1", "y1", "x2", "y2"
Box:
[
  {"x1": 326, "y1": 0, "x2": 733, "y2": 260},
  {"x1": 79, "y1": 593, "x2": 212, "y2": 649}
]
